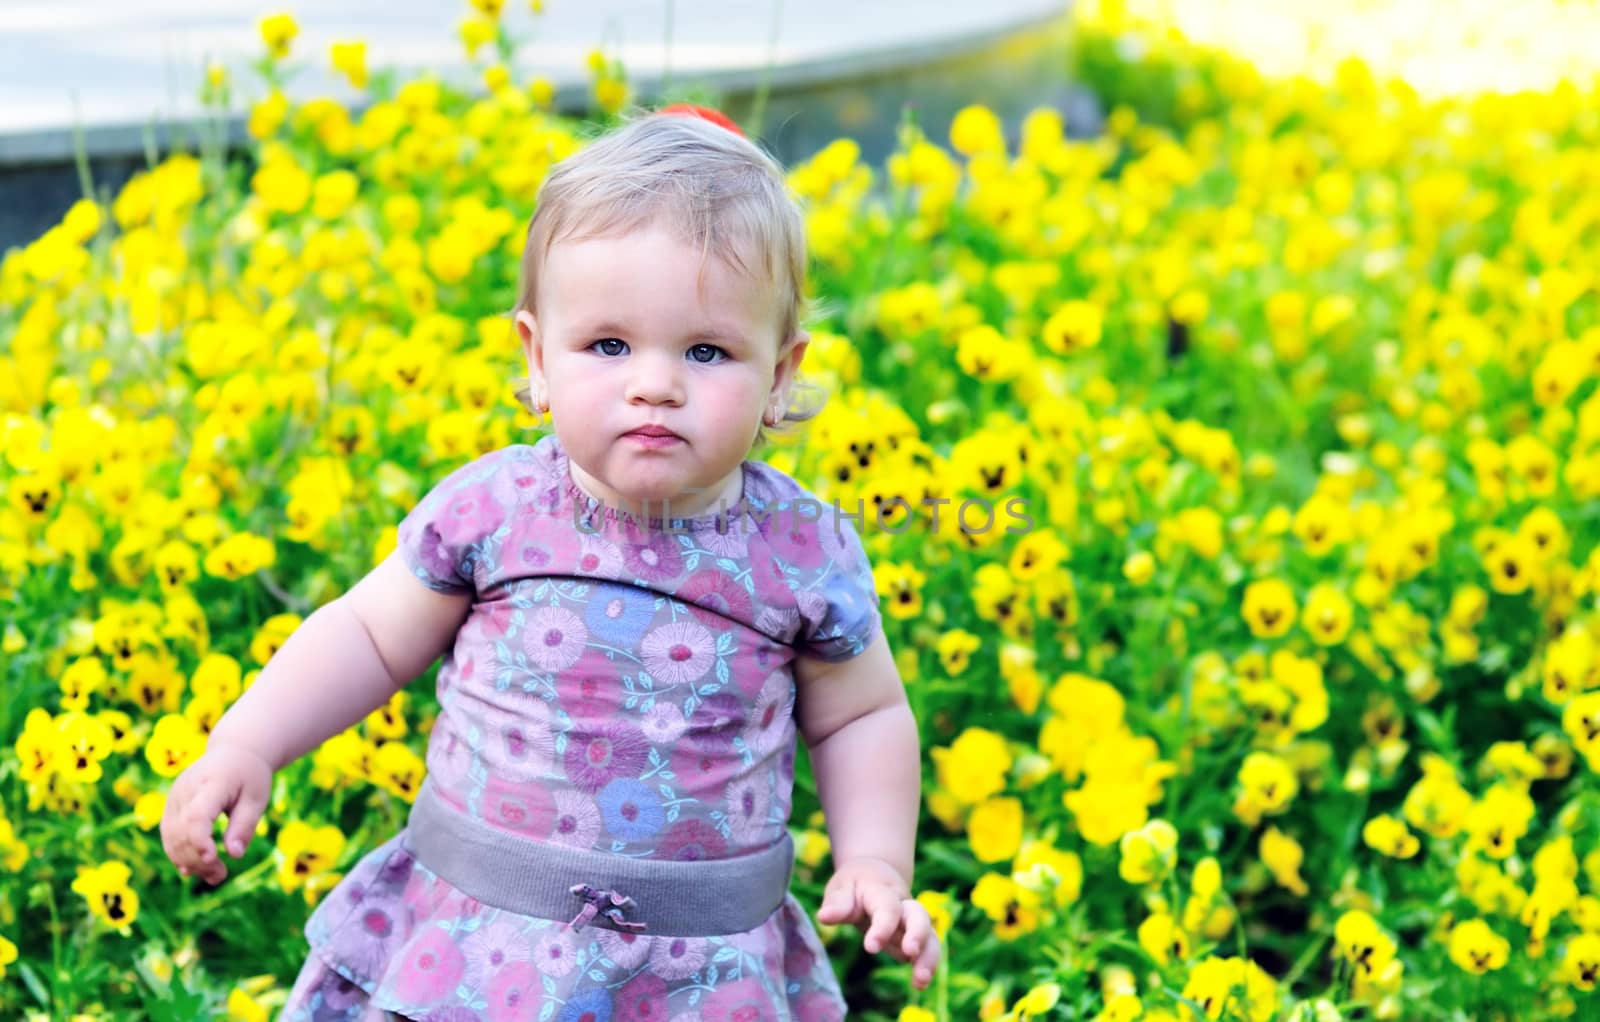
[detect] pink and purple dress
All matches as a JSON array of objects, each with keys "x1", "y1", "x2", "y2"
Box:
[{"x1": 280, "y1": 434, "x2": 883, "y2": 1022}]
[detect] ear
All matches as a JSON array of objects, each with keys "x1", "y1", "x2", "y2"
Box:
[
  {"x1": 514, "y1": 309, "x2": 545, "y2": 387},
  {"x1": 769, "y1": 329, "x2": 810, "y2": 407}
]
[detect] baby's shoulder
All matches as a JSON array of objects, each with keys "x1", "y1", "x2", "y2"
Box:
[
  {"x1": 418, "y1": 440, "x2": 563, "y2": 513},
  {"x1": 739, "y1": 459, "x2": 870, "y2": 560}
]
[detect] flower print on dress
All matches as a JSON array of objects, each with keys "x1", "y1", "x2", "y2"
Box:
[
  {"x1": 337, "y1": 895, "x2": 409, "y2": 982},
  {"x1": 621, "y1": 532, "x2": 684, "y2": 583},
  {"x1": 725, "y1": 773, "x2": 773, "y2": 846},
  {"x1": 793, "y1": 589, "x2": 829, "y2": 636},
  {"x1": 560, "y1": 988, "x2": 615, "y2": 1022},
  {"x1": 422, "y1": 1008, "x2": 484, "y2": 1022},
  {"x1": 597, "y1": 778, "x2": 665, "y2": 842},
  {"x1": 648, "y1": 934, "x2": 710, "y2": 980},
  {"x1": 532, "y1": 928, "x2": 583, "y2": 977},
  {"x1": 700, "y1": 977, "x2": 779, "y2": 1022},
  {"x1": 597, "y1": 927, "x2": 651, "y2": 970},
  {"x1": 677, "y1": 568, "x2": 754, "y2": 629},
  {"x1": 685, "y1": 693, "x2": 744, "y2": 755},
  {"x1": 657, "y1": 817, "x2": 728, "y2": 861},
  {"x1": 699, "y1": 513, "x2": 751, "y2": 559},
  {"x1": 484, "y1": 962, "x2": 540, "y2": 1022},
  {"x1": 509, "y1": 535, "x2": 554, "y2": 573},
  {"x1": 547, "y1": 789, "x2": 603, "y2": 848},
  {"x1": 790, "y1": 990, "x2": 846, "y2": 1022},
  {"x1": 564, "y1": 721, "x2": 650, "y2": 794},
  {"x1": 460, "y1": 918, "x2": 532, "y2": 989},
  {"x1": 783, "y1": 937, "x2": 817, "y2": 982},
  {"x1": 742, "y1": 670, "x2": 792, "y2": 759},
  {"x1": 437, "y1": 483, "x2": 505, "y2": 548},
  {"x1": 614, "y1": 971, "x2": 670, "y2": 1022},
  {"x1": 425, "y1": 720, "x2": 474, "y2": 791},
  {"x1": 390, "y1": 927, "x2": 468, "y2": 1004},
  {"x1": 641, "y1": 618, "x2": 716, "y2": 688},
  {"x1": 585, "y1": 581, "x2": 657, "y2": 648},
  {"x1": 772, "y1": 509, "x2": 828, "y2": 571},
  {"x1": 495, "y1": 696, "x2": 558, "y2": 780},
  {"x1": 562, "y1": 671, "x2": 626, "y2": 721},
  {"x1": 524, "y1": 606, "x2": 588, "y2": 672},
  {"x1": 575, "y1": 533, "x2": 626, "y2": 577},
  {"x1": 640, "y1": 700, "x2": 689, "y2": 745},
  {"x1": 669, "y1": 741, "x2": 734, "y2": 795},
  {"x1": 753, "y1": 605, "x2": 801, "y2": 647},
  {"x1": 414, "y1": 524, "x2": 462, "y2": 591},
  {"x1": 479, "y1": 776, "x2": 557, "y2": 836}
]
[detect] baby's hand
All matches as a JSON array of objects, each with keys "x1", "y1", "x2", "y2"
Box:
[
  {"x1": 815, "y1": 857, "x2": 942, "y2": 991},
  {"x1": 159, "y1": 745, "x2": 273, "y2": 886}
]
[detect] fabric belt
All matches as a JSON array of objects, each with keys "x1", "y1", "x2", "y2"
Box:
[{"x1": 406, "y1": 779, "x2": 796, "y2": 937}]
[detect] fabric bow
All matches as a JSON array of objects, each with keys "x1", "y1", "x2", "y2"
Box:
[{"x1": 568, "y1": 882, "x2": 649, "y2": 932}]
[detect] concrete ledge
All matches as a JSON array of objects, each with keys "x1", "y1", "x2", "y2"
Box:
[{"x1": 0, "y1": 1, "x2": 1089, "y2": 249}]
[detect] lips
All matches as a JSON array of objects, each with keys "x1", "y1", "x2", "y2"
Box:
[{"x1": 626, "y1": 425, "x2": 682, "y2": 439}]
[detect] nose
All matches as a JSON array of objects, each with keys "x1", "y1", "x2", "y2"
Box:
[{"x1": 624, "y1": 351, "x2": 685, "y2": 406}]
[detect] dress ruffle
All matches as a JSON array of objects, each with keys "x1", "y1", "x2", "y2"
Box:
[{"x1": 282, "y1": 830, "x2": 848, "y2": 1022}]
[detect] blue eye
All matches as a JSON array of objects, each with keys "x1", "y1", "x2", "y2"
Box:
[
  {"x1": 688, "y1": 343, "x2": 726, "y2": 364},
  {"x1": 592, "y1": 338, "x2": 627, "y2": 356}
]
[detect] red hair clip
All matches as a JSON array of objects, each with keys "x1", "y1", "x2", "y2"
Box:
[{"x1": 656, "y1": 103, "x2": 744, "y2": 137}]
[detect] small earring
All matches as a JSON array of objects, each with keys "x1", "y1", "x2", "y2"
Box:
[{"x1": 764, "y1": 403, "x2": 782, "y2": 426}]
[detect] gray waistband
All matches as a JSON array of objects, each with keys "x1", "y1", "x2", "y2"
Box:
[{"x1": 405, "y1": 779, "x2": 796, "y2": 937}]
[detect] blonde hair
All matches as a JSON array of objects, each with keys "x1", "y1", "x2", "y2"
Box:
[{"x1": 512, "y1": 111, "x2": 823, "y2": 440}]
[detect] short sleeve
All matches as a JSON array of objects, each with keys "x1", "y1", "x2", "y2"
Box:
[
  {"x1": 395, "y1": 448, "x2": 516, "y2": 595},
  {"x1": 795, "y1": 512, "x2": 883, "y2": 662}
]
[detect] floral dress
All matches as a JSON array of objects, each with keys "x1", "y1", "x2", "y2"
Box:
[{"x1": 281, "y1": 434, "x2": 883, "y2": 1022}]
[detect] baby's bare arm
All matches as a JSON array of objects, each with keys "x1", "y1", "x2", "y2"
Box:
[
  {"x1": 161, "y1": 553, "x2": 470, "y2": 883},
  {"x1": 210, "y1": 552, "x2": 470, "y2": 768},
  {"x1": 794, "y1": 633, "x2": 921, "y2": 887}
]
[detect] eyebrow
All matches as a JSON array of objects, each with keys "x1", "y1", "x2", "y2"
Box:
[{"x1": 579, "y1": 322, "x2": 745, "y2": 346}]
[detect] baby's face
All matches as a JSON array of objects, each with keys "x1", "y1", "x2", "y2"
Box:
[{"x1": 517, "y1": 224, "x2": 803, "y2": 518}]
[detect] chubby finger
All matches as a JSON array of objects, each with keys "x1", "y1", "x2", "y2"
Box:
[
  {"x1": 223, "y1": 776, "x2": 269, "y2": 858},
  {"x1": 912, "y1": 926, "x2": 941, "y2": 987},
  {"x1": 900, "y1": 900, "x2": 932, "y2": 959},
  {"x1": 816, "y1": 877, "x2": 859, "y2": 925},
  {"x1": 861, "y1": 886, "x2": 903, "y2": 954},
  {"x1": 184, "y1": 779, "x2": 234, "y2": 883}
]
